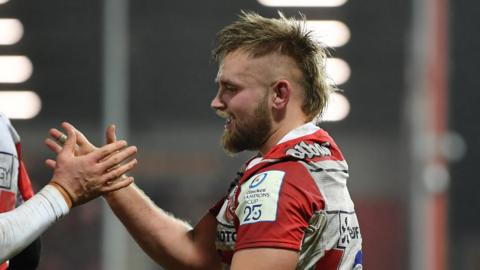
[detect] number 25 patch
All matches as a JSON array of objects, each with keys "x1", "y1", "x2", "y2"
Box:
[{"x1": 236, "y1": 170, "x2": 285, "y2": 225}]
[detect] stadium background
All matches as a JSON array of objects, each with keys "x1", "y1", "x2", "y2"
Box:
[{"x1": 0, "y1": 0, "x2": 477, "y2": 269}]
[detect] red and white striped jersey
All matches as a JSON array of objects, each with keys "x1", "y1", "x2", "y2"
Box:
[{"x1": 210, "y1": 123, "x2": 363, "y2": 269}]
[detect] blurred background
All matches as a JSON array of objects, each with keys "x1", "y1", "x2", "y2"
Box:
[{"x1": 0, "y1": 0, "x2": 477, "y2": 269}]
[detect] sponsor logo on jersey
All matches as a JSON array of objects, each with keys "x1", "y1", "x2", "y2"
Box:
[
  {"x1": 337, "y1": 212, "x2": 361, "y2": 249},
  {"x1": 215, "y1": 193, "x2": 237, "y2": 252},
  {"x1": 217, "y1": 229, "x2": 236, "y2": 243},
  {"x1": 215, "y1": 224, "x2": 237, "y2": 251},
  {"x1": 0, "y1": 153, "x2": 16, "y2": 189},
  {"x1": 237, "y1": 171, "x2": 285, "y2": 225},
  {"x1": 286, "y1": 141, "x2": 331, "y2": 159}
]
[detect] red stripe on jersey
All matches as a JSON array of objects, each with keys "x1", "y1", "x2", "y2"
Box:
[
  {"x1": 0, "y1": 190, "x2": 16, "y2": 213},
  {"x1": 15, "y1": 143, "x2": 34, "y2": 200},
  {"x1": 315, "y1": 249, "x2": 344, "y2": 269}
]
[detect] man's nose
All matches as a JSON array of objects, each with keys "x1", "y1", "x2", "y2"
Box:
[{"x1": 210, "y1": 93, "x2": 225, "y2": 110}]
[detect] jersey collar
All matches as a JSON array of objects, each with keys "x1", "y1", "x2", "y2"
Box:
[{"x1": 246, "y1": 122, "x2": 321, "y2": 170}]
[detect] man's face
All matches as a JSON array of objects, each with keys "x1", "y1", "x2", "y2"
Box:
[
  {"x1": 221, "y1": 92, "x2": 272, "y2": 154},
  {"x1": 211, "y1": 50, "x2": 275, "y2": 154}
]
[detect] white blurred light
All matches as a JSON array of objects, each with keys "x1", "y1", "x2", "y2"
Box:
[
  {"x1": 306, "y1": 20, "x2": 350, "y2": 47},
  {"x1": 423, "y1": 163, "x2": 450, "y2": 194},
  {"x1": 326, "y1": 58, "x2": 351, "y2": 85},
  {"x1": 258, "y1": 0, "x2": 347, "y2": 7},
  {"x1": 0, "y1": 56, "x2": 33, "y2": 83},
  {"x1": 0, "y1": 19, "x2": 23, "y2": 45},
  {"x1": 0, "y1": 91, "x2": 42, "y2": 119},
  {"x1": 322, "y1": 92, "x2": 350, "y2": 122},
  {"x1": 0, "y1": 0, "x2": 9, "y2": 4},
  {"x1": 440, "y1": 131, "x2": 467, "y2": 162}
]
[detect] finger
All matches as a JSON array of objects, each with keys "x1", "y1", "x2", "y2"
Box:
[
  {"x1": 96, "y1": 124, "x2": 117, "y2": 163},
  {"x1": 106, "y1": 124, "x2": 117, "y2": 144},
  {"x1": 100, "y1": 176, "x2": 134, "y2": 193},
  {"x1": 49, "y1": 128, "x2": 64, "y2": 142},
  {"x1": 60, "y1": 122, "x2": 77, "y2": 154},
  {"x1": 69, "y1": 123, "x2": 92, "y2": 148},
  {"x1": 104, "y1": 174, "x2": 128, "y2": 185},
  {"x1": 51, "y1": 126, "x2": 92, "y2": 151},
  {"x1": 45, "y1": 138, "x2": 62, "y2": 154},
  {"x1": 98, "y1": 146, "x2": 137, "y2": 172},
  {"x1": 91, "y1": 140, "x2": 128, "y2": 161},
  {"x1": 101, "y1": 158, "x2": 137, "y2": 182},
  {"x1": 49, "y1": 128, "x2": 67, "y2": 146},
  {"x1": 45, "y1": 159, "x2": 56, "y2": 169}
]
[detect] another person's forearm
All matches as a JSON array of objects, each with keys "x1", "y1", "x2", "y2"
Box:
[
  {"x1": 0, "y1": 185, "x2": 69, "y2": 262},
  {"x1": 104, "y1": 184, "x2": 220, "y2": 270}
]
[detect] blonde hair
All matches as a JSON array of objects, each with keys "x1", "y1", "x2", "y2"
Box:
[{"x1": 213, "y1": 11, "x2": 332, "y2": 121}]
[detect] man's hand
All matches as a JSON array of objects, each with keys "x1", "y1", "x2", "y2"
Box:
[
  {"x1": 46, "y1": 122, "x2": 137, "y2": 207},
  {"x1": 45, "y1": 123, "x2": 117, "y2": 160}
]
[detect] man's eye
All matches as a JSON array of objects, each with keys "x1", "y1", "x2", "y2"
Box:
[{"x1": 224, "y1": 85, "x2": 237, "y2": 91}]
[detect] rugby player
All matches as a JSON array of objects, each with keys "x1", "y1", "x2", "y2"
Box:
[{"x1": 49, "y1": 11, "x2": 363, "y2": 270}]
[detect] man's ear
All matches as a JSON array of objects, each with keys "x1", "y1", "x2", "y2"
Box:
[{"x1": 272, "y1": 79, "x2": 291, "y2": 110}]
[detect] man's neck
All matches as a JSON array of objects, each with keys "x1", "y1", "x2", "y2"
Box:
[{"x1": 258, "y1": 120, "x2": 307, "y2": 156}]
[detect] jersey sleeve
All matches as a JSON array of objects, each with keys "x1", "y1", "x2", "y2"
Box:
[{"x1": 234, "y1": 161, "x2": 324, "y2": 252}]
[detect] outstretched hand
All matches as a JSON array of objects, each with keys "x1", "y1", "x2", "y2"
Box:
[
  {"x1": 45, "y1": 122, "x2": 137, "y2": 207},
  {"x1": 45, "y1": 123, "x2": 117, "y2": 167}
]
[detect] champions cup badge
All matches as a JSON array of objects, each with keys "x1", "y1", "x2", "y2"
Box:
[{"x1": 249, "y1": 173, "x2": 267, "y2": 189}]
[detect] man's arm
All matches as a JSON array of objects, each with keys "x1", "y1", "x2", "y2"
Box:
[
  {"x1": 0, "y1": 185, "x2": 69, "y2": 262},
  {"x1": 47, "y1": 123, "x2": 221, "y2": 269},
  {"x1": 104, "y1": 185, "x2": 221, "y2": 270}
]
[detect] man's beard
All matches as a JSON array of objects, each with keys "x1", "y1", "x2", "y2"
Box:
[{"x1": 221, "y1": 96, "x2": 272, "y2": 155}]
